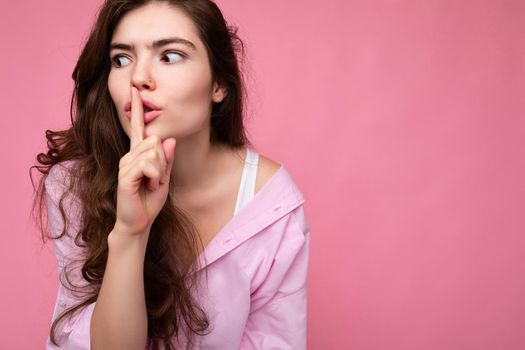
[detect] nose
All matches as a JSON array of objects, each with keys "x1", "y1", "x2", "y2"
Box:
[{"x1": 130, "y1": 61, "x2": 156, "y2": 91}]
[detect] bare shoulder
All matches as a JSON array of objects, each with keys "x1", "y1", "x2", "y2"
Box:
[{"x1": 255, "y1": 154, "x2": 282, "y2": 194}]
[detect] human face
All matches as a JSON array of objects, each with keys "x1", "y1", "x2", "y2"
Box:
[{"x1": 108, "y1": 2, "x2": 226, "y2": 141}]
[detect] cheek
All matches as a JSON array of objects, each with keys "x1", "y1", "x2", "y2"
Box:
[
  {"x1": 107, "y1": 74, "x2": 129, "y2": 132},
  {"x1": 107, "y1": 74, "x2": 119, "y2": 102},
  {"x1": 169, "y1": 72, "x2": 214, "y2": 108}
]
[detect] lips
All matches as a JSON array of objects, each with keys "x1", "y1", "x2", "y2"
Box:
[
  {"x1": 126, "y1": 109, "x2": 161, "y2": 124},
  {"x1": 124, "y1": 96, "x2": 161, "y2": 124},
  {"x1": 124, "y1": 96, "x2": 160, "y2": 112}
]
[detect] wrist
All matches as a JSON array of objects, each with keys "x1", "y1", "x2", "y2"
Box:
[
  {"x1": 112, "y1": 220, "x2": 151, "y2": 237},
  {"x1": 108, "y1": 226, "x2": 150, "y2": 249}
]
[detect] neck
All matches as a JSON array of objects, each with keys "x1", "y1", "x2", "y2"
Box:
[
  {"x1": 170, "y1": 137, "x2": 222, "y2": 194},
  {"x1": 168, "y1": 123, "x2": 247, "y2": 202}
]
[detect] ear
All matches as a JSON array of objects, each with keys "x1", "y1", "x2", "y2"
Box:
[{"x1": 212, "y1": 81, "x2": 227, "y2": 103}]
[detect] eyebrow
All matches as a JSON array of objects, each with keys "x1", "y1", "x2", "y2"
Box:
[{"x1": 109, "y1": 37, "x2": 197, "y2": 52}]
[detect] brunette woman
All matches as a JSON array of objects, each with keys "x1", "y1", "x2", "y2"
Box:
[{"x1": 32, "y1": 1, "x2": 310, "y2": 349}]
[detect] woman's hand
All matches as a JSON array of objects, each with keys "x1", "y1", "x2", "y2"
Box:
[{"x1": 114, "y1": 86, "x2": 176, "y2": 237}]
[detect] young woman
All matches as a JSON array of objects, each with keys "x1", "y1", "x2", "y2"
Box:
[{"x1": 32, "y1": 1, "x2": 310, "y2": 349}]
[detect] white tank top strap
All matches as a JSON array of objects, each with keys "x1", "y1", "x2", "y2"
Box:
[{"x1": 233, "y1": 147, "x2": 259, "y2": 216}]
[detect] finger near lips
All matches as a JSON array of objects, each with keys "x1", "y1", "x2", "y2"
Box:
[
  {"x1": 128, "y1": 87, "x2": 169, "y2": 190},
  {"x1": 130, "y1": 86, "x2": 145, "y2": 150}
]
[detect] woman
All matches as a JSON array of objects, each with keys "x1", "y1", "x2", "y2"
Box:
[{"x1": 31, "y1": 0, "x2": 310, "y2": 349}]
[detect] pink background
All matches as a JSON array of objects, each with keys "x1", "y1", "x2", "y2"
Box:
[{"x1": 1, "y1": 0, "x2": 524, "y2": 348}]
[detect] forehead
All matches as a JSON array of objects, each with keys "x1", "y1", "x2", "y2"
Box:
[{"x1": 111, "y1": 2, "x2": 201, "y2": 49}]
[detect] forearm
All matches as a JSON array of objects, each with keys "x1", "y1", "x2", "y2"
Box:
[{"x1": 90, "y1": 229, "x2": 149, "y2": 350}]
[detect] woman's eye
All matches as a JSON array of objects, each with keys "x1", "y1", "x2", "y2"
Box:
[
  {"x1": 163, "y1": 51, "x2": 184, "y2": 63},
  {"x1": 110, "y1": 52, "x2": 183, "y2": 67},
  {"x1": 111, "y1": 55, "x2": 130, "y2": 68}
]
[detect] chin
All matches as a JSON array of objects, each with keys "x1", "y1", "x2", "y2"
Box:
[{"x1": 145, "y1": 125, "x2": 175, "y2": 140}]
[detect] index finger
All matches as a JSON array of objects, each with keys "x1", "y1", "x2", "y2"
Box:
[{"x1": 130, "y1": 86, "x2": 145, "y2": 150}]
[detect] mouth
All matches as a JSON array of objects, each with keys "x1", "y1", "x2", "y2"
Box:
[
  {"x1": 123, "y1": 95, "x2": 162, "y2": 124},
  {"x1": 125, "y1": 108, "x2": 162, "y2": 124},
  {"x1": 125, "y1": 104, "x2": 157, "y2": 112},
  {"x1": 124, "y1": 96, "x2": 161, "y2": 113}
]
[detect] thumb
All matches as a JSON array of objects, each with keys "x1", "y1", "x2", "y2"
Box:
[{"x1": 162, "y1": 138, "x2": 176, "y2": 183}]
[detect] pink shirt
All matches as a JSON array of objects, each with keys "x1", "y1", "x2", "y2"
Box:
[{"x1": 45, "y1": 158, "x2": 310, "y2": 349}]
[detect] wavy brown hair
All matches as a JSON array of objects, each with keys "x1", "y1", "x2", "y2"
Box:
[{"x1": 29, "y1": 0, "x2": 251, "y2": 349}]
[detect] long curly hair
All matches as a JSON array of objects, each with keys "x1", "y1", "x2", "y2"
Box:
[{"x1": 29, "y1": 0, "x2": 251, "y2": 349}]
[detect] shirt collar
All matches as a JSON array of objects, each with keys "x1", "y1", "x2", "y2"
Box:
[{"x1": 192, "y1": 165, "x2": 305, "y2": 272}]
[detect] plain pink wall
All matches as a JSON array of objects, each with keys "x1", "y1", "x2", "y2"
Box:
[{"x1": 1, "y1": 0, "x2": 524, "y2": 348}]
